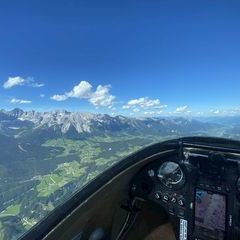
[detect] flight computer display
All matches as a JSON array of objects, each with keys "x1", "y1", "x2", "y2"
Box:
[{"x1": 194, "y1": 189, "x2": 226, "y2": 240}]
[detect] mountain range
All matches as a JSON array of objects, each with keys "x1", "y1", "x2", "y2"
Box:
[{"x1": 0, "y1": 108, "x2": 222, "y2": 139}]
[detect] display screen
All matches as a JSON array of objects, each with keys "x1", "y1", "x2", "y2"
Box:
[{"x1": 194, "y1": 189, "x2": 226, "y2": 240}]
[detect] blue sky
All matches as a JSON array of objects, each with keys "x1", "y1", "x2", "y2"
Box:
[{"x1": 0, "y1": 0, "x2": 240, "y2": 116}]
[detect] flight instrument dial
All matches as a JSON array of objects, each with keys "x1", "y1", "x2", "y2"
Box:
[{"x1": 157, "y1": 161, "x2": 185, "y2": 189}]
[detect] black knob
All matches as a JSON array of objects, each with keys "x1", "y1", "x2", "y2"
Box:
[
  {"x1": 163, "y1": 194, "x2": 169, "y2": 202},
  {"x1": 178, "y1": 198, "x2": 185, "y2": 206},
  {"x1": 170, "y1": 197, "x2": 177, "y2": 204},
  {"x1": 154, "y1": 192, "x2": 161, "y2": 199}
]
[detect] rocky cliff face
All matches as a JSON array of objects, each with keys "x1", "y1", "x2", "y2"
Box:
[{"x1": 0, "y1": 108, "x2": 219, "y2": 137}]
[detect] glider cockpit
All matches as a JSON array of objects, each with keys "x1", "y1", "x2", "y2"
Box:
[
  {"x1": 21, "y1": 137, "x2": 240, "y2": 240},
  {"x1": 130, "y1": 142, "x2": 240, "y2": 240}
]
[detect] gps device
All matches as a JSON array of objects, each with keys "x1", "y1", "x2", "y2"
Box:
[{"x1": 194, "y1": 189, "x2": 226, "y2": 240}]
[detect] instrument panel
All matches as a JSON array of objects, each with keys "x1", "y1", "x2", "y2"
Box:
[{"x1": 130, "y1": 147, "x2": 240, "y2": 240}]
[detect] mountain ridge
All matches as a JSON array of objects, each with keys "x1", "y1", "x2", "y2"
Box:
[{"x1": 0, "y1": 108, "x2": 220, "y2": 138}]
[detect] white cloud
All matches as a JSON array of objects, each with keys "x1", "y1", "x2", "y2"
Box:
[
  {"x1": 127, "y1": 97, "x2": 162, "y2": 108},
  {"x1": 40, "y1": 94, "x2": 45, "y2": 98},
  {"x1": 3, "y1": 76, "x2": 44, "y2": 89},
  {"x1": 175, "y1": 105, "x2": 188, "y2": 113},
  {"x1": 89, "y1": 85, "x2": 115, "y2": 107},
  {"x1": 10, "y1": 98, "x2": 32, "y2": 104},
  {"x1": 123, "y1": 97, "x2": 167, "y2": 109},
  {"x1": 3, "y1": 77, "x2": 25, "y2": 89},
  {"x1": 31, "y1": 83, "x2": 44, "y2": 88},
  {"x1": 50, "y1": 81, "x2": 92, "y2": 102},
  {"x1": 50, "y1": 81, "x2": 115, "y2": 108},
  {"x1": 50, "y1": 94, "x2": 68, "y2": 101},
  {"x1": 122, "y1": 97, "x2": 167, "y2": 115},
  {"x1": 67, "y1": 81, "x2": 92, "y2": 98},
  {"x1": 128, "y1": 98, "x2": 147, "y2": 106}
]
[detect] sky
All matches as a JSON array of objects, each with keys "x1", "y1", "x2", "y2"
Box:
[{"x1": 0, "y1": 0, "x2": 240, "y2": 117}]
